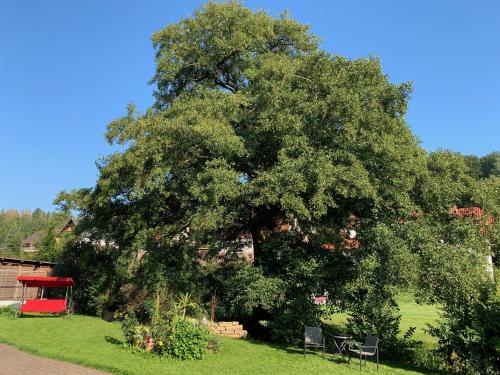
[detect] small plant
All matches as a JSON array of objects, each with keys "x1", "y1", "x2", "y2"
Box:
[
  {"x1": 121, "y1": 312, "x2": 139, "y2": 344},
  {"x1": 207, "y1": 335, "x2": 221, "y2": 353},
  {"x1": 0, "y1": 305, "x2": 15, "y2": 316},
  {"x1": 133, "y1": 325, "x2": 154, "y2": 351},
  {"x1": 175, "y1": 292, "x2": 198, "y2": 320}
]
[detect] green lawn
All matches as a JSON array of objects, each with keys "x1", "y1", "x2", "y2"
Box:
[
  {"x1": 324, "y1": 295, "x2": 440, "y2": 347},
  {"x1": 0, "y1": 313, "x2": 433, "y2": 374},
  {"x1": 397, "y1": 295, "x2": 440, "y2": 346}
]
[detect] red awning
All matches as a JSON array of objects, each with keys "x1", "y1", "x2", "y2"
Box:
[{"x1": 17, "y1": 276, "x2": 73, "y2": 288}]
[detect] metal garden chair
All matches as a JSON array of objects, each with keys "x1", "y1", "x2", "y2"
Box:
[
  {"x1": 348, "y1": 335, "x2": 379, "y2": 370},
  {"x1": 304, "y1": 326, "x2": 325, "y2": 357}
]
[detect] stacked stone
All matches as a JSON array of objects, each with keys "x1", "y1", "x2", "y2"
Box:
[{"x1": 207, "y1": 321, "x2": 248, "y2": 338}]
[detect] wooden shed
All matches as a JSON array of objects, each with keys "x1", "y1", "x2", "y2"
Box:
[{"x1": 0, "y1": 256, "x2": 54, "y2": 305}]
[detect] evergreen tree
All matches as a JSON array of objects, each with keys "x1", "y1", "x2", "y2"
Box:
[
  {"x1": 5, "y1": 225, "x2": 21, "y2": 254},
  {"x1": 36, "y1": 224, "x2": 58, "y2": 261}
]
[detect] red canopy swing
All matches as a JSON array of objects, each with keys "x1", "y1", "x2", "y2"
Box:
[{"x1": 15, "y1": 276, "x2": 74, "y2": 317}]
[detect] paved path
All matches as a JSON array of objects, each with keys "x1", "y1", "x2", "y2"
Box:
[{"x1": 0, "y1": 343, "x2": 110, "y2": 375}]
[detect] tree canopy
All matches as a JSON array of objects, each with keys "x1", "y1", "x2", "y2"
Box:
[
  {"x1": 59, "y1": 1, "x2": 427, "y2": 251},
  {"x1": 55, "y1": 2, "x2": 499, "y2": 372},
  {"x1": 464, "y1": 152, "x2": 500, "y2": 180}
]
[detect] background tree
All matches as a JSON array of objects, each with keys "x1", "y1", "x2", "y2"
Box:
[
  {"x1": 416, "y1": 150, "x2": 476, "y2": 213},
  {"x1": 0, "y1": 208, "x2": 69, "y2": 257},
  {"x1": 480, "y1": 152, "x2": 500, "y2": 178},
  {"x1": 463, "y1": 152, "x2": 500, "y2": 180},
  {"x1": 463, "y1": 154, "x2": 483, "y2": 180},
  {"x1": 35, "y1": 224, "x2": 59, "y2": 261},
  {"x1": 5, "y1": 225, "x2": 21, "y2": 254}
]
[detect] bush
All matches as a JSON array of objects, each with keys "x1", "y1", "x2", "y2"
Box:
[
  {"x1": 162, "y1": 320, "x2": 211, "y2": 360},
  {"x1": 407, "y1": 345, "x2": 442, "y2": 372},
  {"x1": 0, "y1": 305, "x2": 15, "y2": 316},
  {"x1": 430, "y1": 292, "x2": 500, "y2": 374},
  {"x1": 121, "y1": 312, "x2": 140, "y2": 345},
  {"x1": 122, "y1": 316, "x2": 211, "y2": 360},
  {"x1": 269, "y1": 296, "x2": 321, "y2": 344},
  {"x1": 346, "y1": 290, "x2": 401, "y2": 353},
  {"x1": 55, "y1": 240, "x2": 126, "y2": 315},
  {"x1": 120, "y1": 291, "x2": 214, "y2": 361}
]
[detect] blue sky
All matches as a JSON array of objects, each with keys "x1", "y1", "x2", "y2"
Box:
[{"x1": 1, "y1": 1, "x2": 499, "y2": 211}]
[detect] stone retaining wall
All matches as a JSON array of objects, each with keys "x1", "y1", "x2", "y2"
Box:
[{"x1": 207, "y1": 321, "x2": 247, "y2": 338}]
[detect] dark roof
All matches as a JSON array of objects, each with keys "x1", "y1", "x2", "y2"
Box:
[
  {"x1": 451, "y1": 206, "x2": 495, "y2": 224},
  {"x1": 0, "y1": 256, "x2": 55, "y2": 267},
  {"x1": 58, "y1": 217, "x2": 78, "y2": 234},
  {"x1": 22, "y1": 232, "x2": 41, "y2": 244}
]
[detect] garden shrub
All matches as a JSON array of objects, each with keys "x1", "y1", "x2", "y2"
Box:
[
  {"x1": 120, "y1": 292, "x2": 214, "y2": 360},
  {"x1": 262, "y1": 234, "x2": 326, "y2": 343},
  {"x1": 346, "y1": 290, "x2": 401, "y2": 353},
  {"x1": 269, "y1": 297, "x2": 321, "y2": 344},
  {"x1": 218, "y1": 265, "x2": 283, "y2": 319},
  {"x1": 430, "y1": 292, "x2": 500, "y2": 374},
  {"x1": 406, "y1": 345, "x2": 442, "y2": 373},
  {"x1": 121, "y1": 317, "x2": 212, "y2": 360},
  {"x1": 344, "y1": 224, "x2": 415, "y2": 353},
  {"x1": 55, "y1": 240, "x2": 127, "y2": 315},
  {"x1": 0, "y1": 305, "x2": 15, "y2": 316},
  {"x1": 392, "y1": 327, "x2": 443, "y2": 372},
  {"x1": 121, "y1": 312, "x2": 140, "y2": 345},
  {"x1": 162, "y1": 320, "x2": 211, "y2": 360}
]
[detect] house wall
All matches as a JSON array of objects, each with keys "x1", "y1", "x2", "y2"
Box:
[{"x1": 21, "y1": 242, "x2": 37, "y2": 252}]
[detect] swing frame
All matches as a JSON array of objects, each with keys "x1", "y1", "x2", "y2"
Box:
[{"x1": 15, "y1": 276, "x2": 74, "y2": 317}]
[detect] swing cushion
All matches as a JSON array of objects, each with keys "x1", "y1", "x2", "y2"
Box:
[{"x1": 20, "y1": 299, "x2": 67, "y2": 313}]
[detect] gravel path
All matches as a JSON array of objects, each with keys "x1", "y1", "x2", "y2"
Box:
[{"x1": 0, "y1": 343, "x2": 110, "y2": 375}]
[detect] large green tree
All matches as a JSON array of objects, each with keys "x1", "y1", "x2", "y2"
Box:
[
  {"x1": 57, "y1": 0, "x2": 426, "y2": 326},
  {"x1": 56, "y1": 2, "x2": 499, "y2": 370},
  {"x1": 58, "y1": 1, "x2": 425, "y2": 252}
]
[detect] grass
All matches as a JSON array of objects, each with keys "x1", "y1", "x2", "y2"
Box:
[
  {"x1": 325, "y1": 294, "x2": 440, "y2": 348},
  {"x1": 0, "y1": 312, "x2": 434, "y2": 375},
  {"x1": 398, "y1": 295, "x2": 440, "y2": 346}
]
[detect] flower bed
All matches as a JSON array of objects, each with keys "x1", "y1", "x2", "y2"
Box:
[{"x1": 121, "y1": 314, "x2": 218, "y2": 360}]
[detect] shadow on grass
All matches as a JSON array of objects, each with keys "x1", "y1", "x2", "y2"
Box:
[
  {"x1": 105, "y1": 336, "x2": 124, "y2": 346},
  {"x1": 244, "y1": 338, "x2": 440, "y2": 374},
  {"x1": 16, "y1": 313, "x2": 67, "y2": 319}
]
